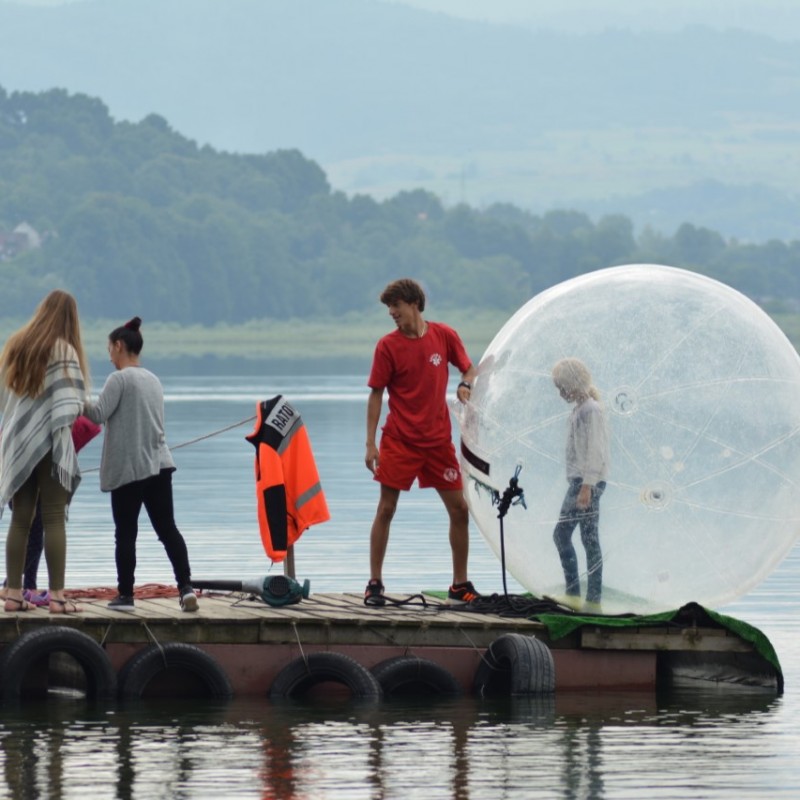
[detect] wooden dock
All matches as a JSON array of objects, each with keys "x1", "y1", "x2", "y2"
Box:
[{"x1": 0, "y1": 591, "x2": 783, "y2": 701}]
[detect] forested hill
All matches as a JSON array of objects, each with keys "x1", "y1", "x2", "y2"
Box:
[
  {"x1": 2, "y1": 0, "x2": 800, "y2": 240},
  {"x1": 0, "y1": 86, "x2": 798, "y2": 325}
]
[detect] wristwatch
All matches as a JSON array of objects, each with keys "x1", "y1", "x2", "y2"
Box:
[{"x1": 458, "y1": 381, "x2": 472, "y2": 390}]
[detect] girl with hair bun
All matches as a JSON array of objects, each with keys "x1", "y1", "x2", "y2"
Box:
[{"x1": 84, "y1": 316, "x2": 198, "y2": 612}]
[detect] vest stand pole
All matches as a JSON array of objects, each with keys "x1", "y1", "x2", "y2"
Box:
[{"x1": 283, "y1": 545, "x2": 296, "y2": 579}]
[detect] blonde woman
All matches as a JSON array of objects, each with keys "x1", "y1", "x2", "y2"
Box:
[
  {"x1": 0, "y1": 290, "x2": 89, "y2": 614},
  {"x1": 551, "y1": 358, "x2": 609, "y2": 612}
]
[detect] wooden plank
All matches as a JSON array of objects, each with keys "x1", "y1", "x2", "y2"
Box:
[
  {"x1": 198, "y1": 592, "x2": 350, "y2": 623},
  {"x1": 313, "y1": 593, "x2": 370, "y2": 611},
  {"x1": 581, "y1": 627, "x2": 754, "y2": 653},
  {"x1": 0, "y1": 590, "x2": 777, "y2": 696},
  {"x1": 81, "y1": 601, "x2": 138, "y2": 621},
  {"x1": 0, "y1": 592, "x2": 544, "y2": 648},
  {"x1": 0, "y1": 593, "x2": 750, "y2": 655},
  {"x1": 248, "y1": 620, "x2": 533, "y2": 649}
]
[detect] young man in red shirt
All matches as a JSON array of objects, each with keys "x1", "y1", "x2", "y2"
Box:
[{"x1": 364, "y1": 278, "x2": 478, "y2": 606}]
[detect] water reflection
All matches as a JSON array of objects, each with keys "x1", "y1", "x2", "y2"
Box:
[
  {"x1": 0, "y1": 689, "x2": 788, "y2": 800},
  {"x1": 4, "y1": 376, "x2": 798, "y2": 798}
]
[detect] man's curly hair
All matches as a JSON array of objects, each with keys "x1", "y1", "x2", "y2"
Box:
[{"x1": 379, "y1": 279, "x2": 426, "y2": 312}]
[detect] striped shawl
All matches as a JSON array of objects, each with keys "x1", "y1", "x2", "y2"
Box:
[{"x1": 0, "y1": 340, "x2": 86, "y2": 515}]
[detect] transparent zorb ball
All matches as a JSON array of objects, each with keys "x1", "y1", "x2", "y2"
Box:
[{"x1": 459, "y1": 264, "x2": 800, "y2": 614}]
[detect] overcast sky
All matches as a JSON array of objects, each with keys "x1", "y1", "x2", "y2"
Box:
[
  {"x1": 378, "y1": 0, "x2": 800, "y2": 38},
  {"x1": 7, "y1": 0, "x2": 800, "y2": 38}
]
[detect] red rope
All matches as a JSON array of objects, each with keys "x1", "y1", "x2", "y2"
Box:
[{"x1": 65, "y1": 583, "x2": 181, "y2": 600}]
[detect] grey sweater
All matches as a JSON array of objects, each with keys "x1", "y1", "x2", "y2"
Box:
[
  {"x1": 83, "y1": 366, "x2": 175, "y2": 492},
  {"x1": 565, "y1": 397, "x2": 609, "y2": 486}
]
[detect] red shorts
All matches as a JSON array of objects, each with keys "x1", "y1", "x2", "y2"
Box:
[{"x1": 375, "y1": 434, "x2": 463, "y2": 491}]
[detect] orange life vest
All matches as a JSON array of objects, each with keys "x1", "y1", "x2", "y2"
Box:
[{"x1": 245, "y1": 396, "x2": 330, "y2": 562}]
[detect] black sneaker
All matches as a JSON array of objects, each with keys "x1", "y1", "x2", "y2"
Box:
[
  {"x1": 447, "y1": 581, "x2": 480, "y2": 606},
  {"x1": 364, "y1": 579, "x2": 386, "y2": 607},
  {"x1": 179, "y1": 586, "x2": 199, "y2": 612},
  {"x1": 108, "y1": 594, "x2": 135, "y2": 610}
]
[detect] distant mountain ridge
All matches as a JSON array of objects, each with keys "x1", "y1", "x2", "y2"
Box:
[
  {"x1": 2, "y1": 0, "x2": 796, "y2": 157},
  {"x1": 382, "y1": 0, "x2": 800, "y2": 41},
  {"x1": 1, "y1": 0, "x2": 799, "y2": 240}
]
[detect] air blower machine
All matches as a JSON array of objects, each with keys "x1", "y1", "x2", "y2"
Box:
[{"x1": 192, "y1": 575, "x2": 310, "y2": 607}]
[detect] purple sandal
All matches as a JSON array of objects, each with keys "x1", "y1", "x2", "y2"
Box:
[{"x1": 23, "y1": 589, "x2": 51, "y2": 607}]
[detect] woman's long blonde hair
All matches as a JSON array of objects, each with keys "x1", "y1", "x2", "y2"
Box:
[
  {"x1": 552, "y1": 357, "x2": 600, "y2": 401},
  {"x1": 0, "y1": 289, "x2": 89, "y2": 397}
]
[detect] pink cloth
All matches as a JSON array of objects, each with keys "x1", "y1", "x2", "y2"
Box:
[{"x1": 72, "y1": 415, "x2": 101, "y2": 452}]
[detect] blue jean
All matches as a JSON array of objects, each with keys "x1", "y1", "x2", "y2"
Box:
[{"x1": 553, "y1": 478, "x2": 606, "y2": 603}]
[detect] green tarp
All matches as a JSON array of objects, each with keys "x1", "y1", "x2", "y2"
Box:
[{"x1": 424, "y1": 593, "x2": 782, "y2": 684}]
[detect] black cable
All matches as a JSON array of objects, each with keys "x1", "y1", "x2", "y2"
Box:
[
  {"x1": 364, "y1": 593, "x2": 432, "y2": 608},
  {"x1": 461, "y1": 593, "x2": 572, "y2": 617},
  {"x1": 494, "y1": 464, "x2": 526, "y2": 600},
  {"x1": 499, "y1": 515, "x2": 509, "y2": 598}
]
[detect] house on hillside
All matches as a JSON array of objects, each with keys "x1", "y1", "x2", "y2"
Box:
[{"x1": 0, "y1": 222, "x2": 43, "y2": 261}]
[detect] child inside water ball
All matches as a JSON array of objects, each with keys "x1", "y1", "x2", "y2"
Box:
[{"x1": 551, "y1": 358, "x2": 610, "y2": 614}]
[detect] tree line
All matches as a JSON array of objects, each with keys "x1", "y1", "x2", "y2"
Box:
[{"x1": 1, "y1": 86, "x2": 798, "y2": 325}]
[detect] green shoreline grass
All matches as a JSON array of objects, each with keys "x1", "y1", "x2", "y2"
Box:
[
  {"x1": 0, "y1": 309, "x2": 511, "y2": 364},
  {"x1": 3, "y1": 308, "x2": 799, "y2": 366}
]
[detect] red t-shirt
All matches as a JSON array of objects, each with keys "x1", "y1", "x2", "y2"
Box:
[{"x1": 368, "y1": 321, "x2": 472, "y2": 447}]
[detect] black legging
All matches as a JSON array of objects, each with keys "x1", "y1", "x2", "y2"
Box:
[
  {"x1": 553, "y1": 478, "x2": 606, "y2": 603},
  {"x1": 23, "y1": 504, "x2": 44, "y2": 590},
  {"x1": 110, "y1": 468, "x2": 192, "y2": 596}
]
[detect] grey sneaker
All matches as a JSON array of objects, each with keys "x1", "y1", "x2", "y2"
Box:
[
  {"x1": 179, "y1": 586, "x2": 198, "y2": 612},
  {"x1": 108, "y1": 594, "x2": 135, "y2": 610}
]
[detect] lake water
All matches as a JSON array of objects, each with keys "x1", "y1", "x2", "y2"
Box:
[{"x1": 1, "y1": 373, "x2": 799, "y2": 799}]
